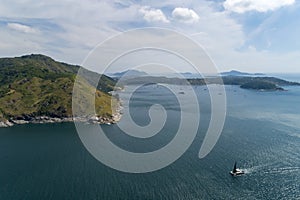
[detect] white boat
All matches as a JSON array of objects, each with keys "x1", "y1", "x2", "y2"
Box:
[{"x1": 230, "y1": 162, "x2": 245, "y2": 176}]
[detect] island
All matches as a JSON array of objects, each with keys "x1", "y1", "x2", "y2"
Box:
[
  {"x1": 240, "y1": 80, "x2": 284, "y2": 91},
  {"x1": 0, "y1": 54, "x2": 121, "y2": 127},
  {"x1": 115, "y1": 74, "x2": 300, "y2": 91}
]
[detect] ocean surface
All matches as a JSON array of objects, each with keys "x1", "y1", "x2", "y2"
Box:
[{"x1": 0, "y1": 75, "x2": 300, "y2": 200}]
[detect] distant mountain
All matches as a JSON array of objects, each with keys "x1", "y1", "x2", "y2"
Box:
[
  {"x1": 109, "y1": 70, "x2": 148, "y2": 78},
  {"x1": 180, "y1": 72, "x2": 201, "y2": 78},
  {"x1": 221, "y1": 70, "x2": 265, "y2": 76},
  {"x1": 181, "y1": 72, "x2": 193, "y2": 76},
  {"x1": 0, "y1": 54, "x2": 119, "y2": 127}
]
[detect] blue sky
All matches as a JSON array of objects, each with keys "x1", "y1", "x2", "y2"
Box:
[{"x1": 0, "y1": 0, "x2": 299, "y2": 73}]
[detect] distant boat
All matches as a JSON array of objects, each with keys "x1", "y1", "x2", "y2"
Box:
[{"x1": 230, "y1": 162, "x2": 245, "y2": 176}]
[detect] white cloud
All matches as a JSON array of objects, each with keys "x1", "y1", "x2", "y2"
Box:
[
  {"x1": 139, "y1": 6, "x2": 169, "y2": 23},
  {"x1": 223, "y1": 0, "x2": 295, "y2": 13},
  {"x1": 172, "y1": 7, "x2": 200, "y2": 23},
  {"x1": 7, "y1": 23, "x2": 38, "y2": 34}
]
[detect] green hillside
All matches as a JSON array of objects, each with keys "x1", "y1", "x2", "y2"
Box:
[{"x1": 0, "y1": 54, "x2": 118, "y2": 125}]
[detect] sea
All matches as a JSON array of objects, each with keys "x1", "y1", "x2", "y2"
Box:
[{"x1": 0, "y1": 74, "x2": 299, "y2": 200}]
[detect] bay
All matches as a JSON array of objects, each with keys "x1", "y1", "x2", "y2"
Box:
[{"x1": 0, "y1": 80, "x2": 299, "y2": 199}]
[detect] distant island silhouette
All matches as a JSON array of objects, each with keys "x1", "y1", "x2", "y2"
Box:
[{"x1": 116, "y1": 74, "x2": 299, "y2": 91}]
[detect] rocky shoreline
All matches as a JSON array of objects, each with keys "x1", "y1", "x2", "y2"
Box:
[
  {"x1": 0, "y1": 102, "x2": 123, "y2": 128},
  {"x1": 0, "y1": 114, "x2": 121, "y2": 127}
]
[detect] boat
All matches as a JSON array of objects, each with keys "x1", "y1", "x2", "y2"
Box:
[{"x1": 230, "y1": 162, "x2": 245, "y2": 176}]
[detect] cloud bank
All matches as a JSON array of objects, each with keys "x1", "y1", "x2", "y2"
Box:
[
  {"x1": 224, "y1": 0, "x2": 295, "y2": 13},
  {"x1": 0, "y1": 0, "x2": 299, "y2": 72}
]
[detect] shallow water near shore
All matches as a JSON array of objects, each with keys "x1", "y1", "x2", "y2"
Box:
[{"x1": 0, "y1": 82, "x2": 299, "y2": 199}]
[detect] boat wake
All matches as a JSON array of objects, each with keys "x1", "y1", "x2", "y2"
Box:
[
  {"x1": 242, "y1": 164, "x2": 268, "y2": 174},
  {"x1": 243, "y1": 165, "x2": 300, "y2": 175},
  {"x1": 262, "y1": 167, "x2": 300, "y2": 175}
]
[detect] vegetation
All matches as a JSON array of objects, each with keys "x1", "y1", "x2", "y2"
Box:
[
  {"x1": 240, "y1": 80, "x2": 283, "y2": 90},
  {"x1": 0, "y1": 54, "x2": 118, "y2": 122}
]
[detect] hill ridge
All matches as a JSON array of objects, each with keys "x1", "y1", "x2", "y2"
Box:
[{"x1": 0, "y1": 54, "x2": 120, "y2": 127}]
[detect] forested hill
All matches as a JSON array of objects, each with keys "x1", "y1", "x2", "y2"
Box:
[{"x1": 0, "y1": 54, "x2": 118, "y2": 126}]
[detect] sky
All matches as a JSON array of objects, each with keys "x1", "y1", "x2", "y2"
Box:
[{"x1": 0, "y1": 0, "x2": 299, "y2": 73}]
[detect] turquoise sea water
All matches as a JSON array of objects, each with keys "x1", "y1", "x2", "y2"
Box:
[{"x1": 0, "y1": 79, "x2": 300, "y2": 199}]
